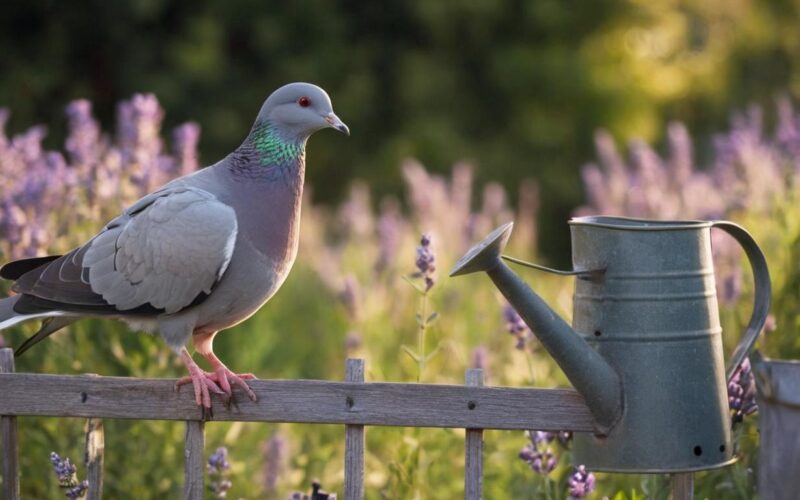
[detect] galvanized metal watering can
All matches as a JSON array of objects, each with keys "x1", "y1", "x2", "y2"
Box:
[{"x1": 451, "y1": 216, "x2": 771, "y2": 472}]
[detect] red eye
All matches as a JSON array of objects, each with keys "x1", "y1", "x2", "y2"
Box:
[{"x1": 298, "y1": 96, "x2": 311, "y2": 107}]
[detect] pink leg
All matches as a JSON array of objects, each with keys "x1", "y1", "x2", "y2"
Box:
[
  {"x1": 194, "y1": 331, "x2": 257, "y2": 402},
  {"x1": 175, "y1": 347, "x2": 226, "y2": 409}
]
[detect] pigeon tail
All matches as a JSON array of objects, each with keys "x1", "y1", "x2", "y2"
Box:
[
  {"x1": 0, "y1": 295, "x2": 77, "y2": 355},
  {"x1": 15, "y1": 316, "x2": 78, "y2": 357}
]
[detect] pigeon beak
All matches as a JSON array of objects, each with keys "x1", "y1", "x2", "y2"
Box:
[{"x1": 325, "y1": 112, "x2": 350, "y2": 135}]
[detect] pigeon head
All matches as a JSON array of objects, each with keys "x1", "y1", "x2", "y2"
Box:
[{"x1": 256, "y1": 82, "x2": 349, "y2": 139}]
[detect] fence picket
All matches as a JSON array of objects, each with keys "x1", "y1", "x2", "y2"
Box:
[
  {"x1": 465, "y1": 369, "x2": 484, "y2": 500},
  {"x1": 84, "y1": 417, "x2": 104, "y2": 500},
  {"x1": 344, "y1": 358, "x2": 365, "y2": 500},
  {"x1": 672, "y1": 472, "x2": 694, "y2": 500},
  {"x1": 0, "y1": 348, "x2": 19, "y2": 500},
  {"x1": 183, "y1": 420, "x2": 205, "y2": 500}
]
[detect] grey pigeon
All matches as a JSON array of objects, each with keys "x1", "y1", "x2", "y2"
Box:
[{"x1": 0, "y1": 82, "x2": 349, "y2": 410}]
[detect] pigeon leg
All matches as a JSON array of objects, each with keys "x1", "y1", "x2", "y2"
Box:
[
  {"x1": 193, "y1": 331, "x2": 258, "y2": 402},
  {"x1": 175, "y1": 347, "x2": 226, "y2": 409}
]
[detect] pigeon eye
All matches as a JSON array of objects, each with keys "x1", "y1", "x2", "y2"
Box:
[{"x1": 298, "y1": 96, "x2": 311, "y2": 108}]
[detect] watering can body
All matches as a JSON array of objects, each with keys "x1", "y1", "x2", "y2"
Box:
[{"x1": 452, "y1": 216, "x2": 770, "y2": 472}]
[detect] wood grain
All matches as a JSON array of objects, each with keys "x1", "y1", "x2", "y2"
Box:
[
  {"x1": 465, "y1": 368, "x2": 484, "y2": 500},
  {"x1": 183, "y1": 420, "x2": 204, "y2": 500},
  {"x1": 344, "y1": 359, "x2": 365, "y2": 500},
  {"x1": 0, "y1": 348, "x2": 19, "y2": 500},
  {"x1": 84, "y1": 417, "x2": 104, "y2": 500},
  {"x1": 0, "y1": 373, "x2": 595, "y2": 431},
  {"x1": 671, "y1": 473, "x2": 694, "y2": 500}
]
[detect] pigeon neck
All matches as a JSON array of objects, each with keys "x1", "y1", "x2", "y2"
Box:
[{"x1": 229, "y1": 120, "x2": 307, "y2": 181}]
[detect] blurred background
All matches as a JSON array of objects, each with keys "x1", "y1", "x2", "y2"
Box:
[
  {"x1": 1, "y1": 1, "x2": 799, "y2": 498},
  {"x1": 2, "y1": 0, "x2": 800, "y2": 260}
]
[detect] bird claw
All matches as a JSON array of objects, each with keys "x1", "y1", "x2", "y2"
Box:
[{"x1": 178, "y1": 348, "x2": 257, "y2": 412}]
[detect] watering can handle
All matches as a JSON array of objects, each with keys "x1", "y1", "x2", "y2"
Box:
[{"x1": 712, "y1": 221, "x2": 772, "y2": 382}]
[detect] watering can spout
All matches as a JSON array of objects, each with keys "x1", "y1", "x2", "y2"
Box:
[{"x1": 451, "y1": 223, "x2": 623, "y2": 434}]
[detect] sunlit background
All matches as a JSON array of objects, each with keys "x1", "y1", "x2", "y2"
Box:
[{"x1": 1, "y1": 1, "x2": 798, "y2": 498}]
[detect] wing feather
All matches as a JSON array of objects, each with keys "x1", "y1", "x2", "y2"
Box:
[{"x1": 12, "y1": 187, "x2": 237, "y2": 316}]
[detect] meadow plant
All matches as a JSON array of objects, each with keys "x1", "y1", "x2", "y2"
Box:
[
  {"x1": 49, "y1": 452, "x2": 88, "y2": 499},
  {"x1": 567, "y1": 465, "x2": 596, "y2": 499},
  {"x1": 578, "y1": 99, "x2": 800, "y2": 305},
  {"x1": 4, "y1": 92, "x2": 798, "y2": 497},
  {"x1": 207, "y1": 446, "x2": 232, "y2": 498},
  {"x1": 728, "y1": 358, "x2": 758, "y2": 427}
]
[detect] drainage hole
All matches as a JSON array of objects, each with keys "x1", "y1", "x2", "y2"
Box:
[
  {"x1": 693, "y1": 446, "x2": 703, "y2": 456},
  {"x1": 467, "y1": 401, "x2": 476, "y2": 410},
  {"x1": 345, "y1": 396, "x2": 354, "y2": 409},
  {"x1": 593, "y1": 330, "x2": 602, "y2": 337},
  {"x1": 719, "y1": 444, "x2": 726, "y2": 453}
]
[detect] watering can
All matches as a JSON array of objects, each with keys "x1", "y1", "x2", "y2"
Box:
[{"x1": 451, "y1": 216, "x2": 771, "y2": 472}]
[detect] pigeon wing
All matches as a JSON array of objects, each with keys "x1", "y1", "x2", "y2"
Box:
[{"x1": 81, "y1": 187, "x2": 238, "y2": 314}]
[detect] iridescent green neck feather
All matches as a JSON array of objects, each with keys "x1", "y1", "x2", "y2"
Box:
[{"x1": 250, "y1": 121, "x2": 305, "y2": 167}]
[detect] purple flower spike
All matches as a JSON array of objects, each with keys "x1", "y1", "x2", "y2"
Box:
[
  {"x1": 567, "y1": 465, "x2": 596, "y2": 498},
  {"x1": 415, "y1": 233, "x2": 436, "y2": 291},
  {"x1": 50, "y1": 451, "x2": 78, "y2": 485},
  {"x1": 519, "y1": 443, "x2": 557, "y2": 476},
  {"x1": 728, "y1": 358, "x2": 758, "y2": 426},
  {"x1": 207, "y1": 447, "x2": 230, "y2": 474},
  {"x1": 503, "y1": 303, "x2": 531, "y2": 350}
]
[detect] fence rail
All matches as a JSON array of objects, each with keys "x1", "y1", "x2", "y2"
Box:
[{"x1": 0, "y1": 348, "x2": 696, "y2": 499}]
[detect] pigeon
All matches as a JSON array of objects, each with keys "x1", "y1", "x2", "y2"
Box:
[{"x1": 0, "y1": 82, "x2": 349, "y2": 411}]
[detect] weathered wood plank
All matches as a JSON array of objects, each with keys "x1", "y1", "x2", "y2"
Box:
[
  {"x1": 84, "y1": 417, "x2": 104, "y2": 500},
  {"x1": 755, "y1": 359, "x2": 800, "y2": 500},
  {"x1": 344, "y1": 359, "x2": 365, "y2": 500},
  {"x1": 671, "y1": 472, "x2": 693, "y2": 500},
  {"x1": 465, "y1": 369, "x2": 484, "y2": 500},
  {"x1": 0, "y1": 348, "x2": 20, "y2": 500},
  {"x1": 0, "y1": 373, "x2": 595, "y2": 431},
  {"x1": 183, "y1": 420, "x2": 204, "y2": 500}
]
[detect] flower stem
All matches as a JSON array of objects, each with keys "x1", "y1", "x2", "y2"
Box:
[{"x1": 417, "y1": 291, "x2": 428, "y2": 382}]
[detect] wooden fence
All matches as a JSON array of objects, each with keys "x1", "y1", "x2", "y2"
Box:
[{"x1": 0, "y1": 348, "x2": 697, "y2": 499}]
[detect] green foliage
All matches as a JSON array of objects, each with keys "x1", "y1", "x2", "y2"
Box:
[{"x1": 2, "y1": 0, "x2": 800, "y2": 260}]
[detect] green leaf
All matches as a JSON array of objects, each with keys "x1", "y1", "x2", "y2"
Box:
[
  {"x1": 402, "y1": 345, "x2": 421, "y2": 362},
  {"x1": 402, "y1": 275, "x2": 427, "y2": 294},
  {"x1": 424, "y1": 343, "x2": 442, "y2": 363}
]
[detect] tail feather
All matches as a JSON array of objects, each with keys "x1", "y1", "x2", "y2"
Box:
[
  {"x1": 15, "y1": 316, "x2": 78, "y2": 357},
  {"x1": 0, "y1": 295, "x2": 76, "y2": 356}
]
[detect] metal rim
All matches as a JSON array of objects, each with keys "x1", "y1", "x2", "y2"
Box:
[{"x1": 569, "y1": 215, "x2": 713, "y2": 231}]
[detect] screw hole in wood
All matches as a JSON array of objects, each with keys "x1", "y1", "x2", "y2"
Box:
[
  {"x1": 81, "y1": 392, "x2": 88, "y2": 403},
  {"x1": 467, "y1": 401, "x2": 476, "y2": 410},
  {"x1": 346, "y1": 396, "x2": 354, "y2": 409},
  {"x1": 693, "y1": 445, "x2": 703, "y2": 456}
]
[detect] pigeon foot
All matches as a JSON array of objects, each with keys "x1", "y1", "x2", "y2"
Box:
[{"x1": 176, "y1": 347, "x2": 227, "y2": 410}]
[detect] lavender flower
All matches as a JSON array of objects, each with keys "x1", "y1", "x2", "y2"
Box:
[
  {"x1": 262, "y1": 433, "x2": 285, "y2": 493},
  {"x1": 415, "y1": 233, "x2": 436, "y2": 291},
  {"x1": 49, "y1": 452, "x2": 88, "y2": 499},
  {"x1": 728, "y1": 358, "x2": 758, "y2": 426},
  {"x1": 567, "y1": 465, "x2": 596, "y2": 498},
  {"x1": 519, "y1": 431, "x2": 557, "y2": 476},
  {"x1": 519, "y1": 443, "x2": 557, "y2": 476},
  {"x1": 375, "y1": 197, "x2": 402, "y2": 273},
  {"x1": 557, "y1": 431, "x2": 573, "y2": 448},
  {"x1": 503, "y1": 303, "x2": 530, "y2": 350},
  {"x1": 65, "y1": 481, "x2": 89, "y2": 500},
  {"x1": 50, "y1": 452, "x2": 78, "y2": 485},
  {"x1": 207, "y1": 447, "x2": 232, "y2": 498}
]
